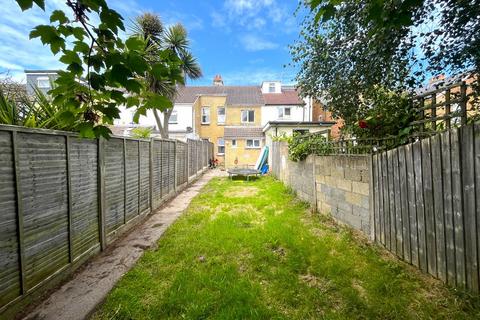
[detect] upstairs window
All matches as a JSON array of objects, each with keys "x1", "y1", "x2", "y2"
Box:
[
  {"x1": 231, "y1": 139, "x2": 237, "y2": 147},
  {"x1": 241, "y1": 110, "x2": 255, "y2": 123},
  {"x1": 201, "y1": 107, "x2": 210, "y2": 124},
  {"x1": 268, "y1": 82, "x2": 276, "y2": 93},
  {"x1": 37, "y1": 77, "x2": 50, "y2": 89},
  {"x1": 169, "y1": 110, "x2": 178, "y2": 124},
  {"x1": 278, "y1": 107, "x2": 291, "y2": 119},
  {"x1": 246, "y1": 139, "x2": 261, "y2": 149},
  {"x1": 217, "y1": 107, "x2": 225, "y2": 124},
  {"x1": 217, "y1": 138, "x2": 225, "y2": 155}
]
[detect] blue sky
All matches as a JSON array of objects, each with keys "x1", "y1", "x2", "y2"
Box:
[{"x1": 0, "y1": 0, "x2": 305, "y2": 86}]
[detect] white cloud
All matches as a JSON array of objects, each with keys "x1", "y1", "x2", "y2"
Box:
[
  {"x1": 240, "y1": 34, "x2": 278, "y2": 52},
  {"x1": 221, "y1": 0, "x2": 296, "y2": 33}
]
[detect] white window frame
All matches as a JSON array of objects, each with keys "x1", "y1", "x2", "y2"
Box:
[
  {"x1": 278, "y1": 106, "x2": 292, "y2": 119},
  {"x1": 169, "y1": 110, "x2": 178, "y2": 124},
  {"x1": 246, "y1": 139, "x2": 261, "y2": 149},
  {"x1": 231, "y1": 139, "x2": 237, "y2": 148},
  {"x1": 241, "y1": 110, "x2": 255, "y2": 123},
  {"x1": 217, "y1": 107, "x2": 225, "y2": 124},
  {"x1": 268, "y1": 82, "x2": 276, "y2": 93},
  {"x1": 201, "y1": 107, "x2": 210, "y2": 124},
  {"x1": 217, "y1": 138, "x2": 225, "y2": 155},
  {"x1": 37, "y1": 77, "x2": 50, "y2": 89}
]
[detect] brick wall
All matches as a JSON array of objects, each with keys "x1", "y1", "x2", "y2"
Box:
[{"x1": 271, "y1": 142, "x2": 372, "y2": 236}]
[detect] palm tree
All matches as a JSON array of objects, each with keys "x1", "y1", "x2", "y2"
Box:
[{"x1": 133, "y1": 13, "x2": 202, "y2": 138}]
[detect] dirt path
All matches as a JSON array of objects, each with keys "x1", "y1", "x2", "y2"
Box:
[{"x1": 22, "y1": 169, "x2": 225, "y2": 320}]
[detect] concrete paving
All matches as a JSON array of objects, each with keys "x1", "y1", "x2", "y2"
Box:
[{"x1": 23, "y1": 169, "x2": 225, "y2": 320}]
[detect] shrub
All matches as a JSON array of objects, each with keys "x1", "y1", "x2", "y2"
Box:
[
  {"x1": 131, "y1": 127, "x2": 152, "y2": 138},
  {"x1": 288, "y1": 133, "x2": 332, "y2": 161}
]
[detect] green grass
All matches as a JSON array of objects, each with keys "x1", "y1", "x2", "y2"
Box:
[{"x1": 93, "y1": 176, "x2": 480, "y2": 319}]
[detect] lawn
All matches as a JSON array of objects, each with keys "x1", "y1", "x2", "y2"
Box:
[{"x1": 93, "y1": 176, "x2": 480, "y2": 319}]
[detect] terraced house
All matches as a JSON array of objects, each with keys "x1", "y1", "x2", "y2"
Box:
[{"x1": 175, "y1": 75, "x2": 265, "y2": 168}]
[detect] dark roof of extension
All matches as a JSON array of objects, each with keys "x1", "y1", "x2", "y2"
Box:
[
  {"x1": 175, "y1": 85, "x2": 264, "y2": 105},
  {"x1": 224, "y1": 126, "x2": 264, "y2": 139},
  {"x1": 263, "y1": 87, "x2": 304, "y2": 106}
]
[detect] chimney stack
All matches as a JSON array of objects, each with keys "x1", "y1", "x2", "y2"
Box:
[{"x1": 213, "y1": 74, "x2": 224, "y2": 86}]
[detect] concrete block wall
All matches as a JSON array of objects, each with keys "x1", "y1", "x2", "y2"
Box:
[{"x1": 315, "y1": 155, "x2": 371, "y2": 235}]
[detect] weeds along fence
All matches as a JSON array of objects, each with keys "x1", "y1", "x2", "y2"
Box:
[{"x1": 0, "y1": 124, "x2": 212, "y2": 315}]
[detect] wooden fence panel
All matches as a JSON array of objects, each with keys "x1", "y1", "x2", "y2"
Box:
[
  {"x1": 441, "y1": 131, "x2": 456, "y2": 285},
  {"x1": 18, "y1": 133, "x2": 69, "y2": 291},
  {"x1": 431, "y1": 134, "x2": 446, "y2": 282},
  {"x1": 372, "y1": 154, "x2": 380, "y2": 242},
  {"x1": 125, "y1": 140, "x2": 139, "y2": 221},
  {"x1": 421, "y1": 138, "x2": 437, "y2": 277},
  {"x1": 393, "y1": 148, "x2": 403, "y2": 257},
  {"x1": 451, "y1": 128, "x2": 466, "y2": 288},
  {"x1": 161, "y1": 141, "x2": 169, "y2": 198},
  {"x1": 139, "y1": 141, "x2": 150, "y2": 213},
  {"x1": 168, "y1": 141, "x2": 175, "y2": 193},
  {"x1": 372, "y1": 122, "x2": 480, "y2": 292},
  {"x1": 382, "y1": 152, "x2": 391, "y2": 250},
  {"x1": 104, "y1": 138, "x2": 125, "y2": 234},
  {"x1": 398, "y1": 146, "x2": 411, "y2": 263},
  {"x1": 0, "y1": 131, "x2": 20, "y2": 306},
  {"x1": 69, "y1": 138, "x2": 99, "y2": 260},
  {"x1": 460, "y1": 125, "x2": 478, "y2": 291},
  {"x1": 152, "y1": 140, "x2": 162, "y2": 208},
  {"x1": 475, "y1": 124, "x2": 480, "y2": 292},
  {"x1": 405, "y1": 143, "x2": 419, "y2": 267},
  {"x1": 413, "y1": 140, "x2": 428, "y2": 272}
]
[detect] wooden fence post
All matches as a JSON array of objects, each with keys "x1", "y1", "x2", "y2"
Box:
[
  {"x1": 98, "y1": 137, "x2": 106, "y2": 251},
  {"x1": 65, "y1": 135, "x2": 74, "y2": 262},
  {"x1": 12, "y1": 131, "x2": 26, "y2": 294},
  {"x1": 149, "y1": 139, "x2": 154, "y2": 211},
  {"x1": 123, "y1": 138, "x2": 127, "y2": 224},
  {"x1": 137, "y1": 140, "x2": 141, "y2": 215},
  {"x1": 460, "y1": 82, "x2": 467, "y2": 126},
  {"x1": 174, "y1": 140, "x2": 178, "y2": 192},
  {"x1": 186, "y1": 140, "x2": 190, "y2": 182}
]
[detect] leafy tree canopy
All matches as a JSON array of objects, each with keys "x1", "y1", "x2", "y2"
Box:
[
  {"x1": 292, "y1": 0, "x2": 480, "y2": 129},
  {"x1": 15, "y1": 0, "x2": 185, "y2": 138}
]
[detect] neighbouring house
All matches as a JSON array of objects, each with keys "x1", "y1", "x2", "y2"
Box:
[
  {"x1": 25, "y1": 70, "x2": 59, "y2": 95},
  {"x1": 176, "y1": 75, "x2": 265, "y2": 168}
]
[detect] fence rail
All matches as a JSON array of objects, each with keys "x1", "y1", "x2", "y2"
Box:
[{"x1": 0, "y1": 124, "x2": 212, "y2": 315}]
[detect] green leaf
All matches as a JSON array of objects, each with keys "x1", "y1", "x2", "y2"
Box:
[
  {"x1": 33, "y1": 0, "x2": 44, "y2": 9},
  {"x1": 78, "y1": 122, "x2": 96, "y2": 138},
  {"x1": 60, "y1": 50, "x2": 82, "y2": 65},
  {"x1": 110, "y1": 64, "x2": 131, "y2": 86},
  {"x1": 100, "y1": 8, "x2": 125, "y2": 33},
  {"x1": 16, "y1": 0, "x2": 34, "y2": 11},
  {"x1": 125, "y1": 79, "x2": 143, "y2": 94},
  {"x1": 89, "y1": 73, "x2": 105, "y2": 90},
  {"x1": 93, "y1": 125, "x2": 112, "y2": 139},
  {"x1": 30, "y1": 25, "x2": 65, "y2": 54},
  {"x1": 50, "y1": 10, "x2": 69, "y2": 24},
  {"x1": 73, "y1": 41, "x2": 90, "y2": 54},
  {"x1": 125, "y1": 36, "x2": 145, "y2": 51},
  {"x1": 145, "y1": 93, "x2": 172, "y2": 110},
  {"x1": 66, "y1": 62, "x2": 83, "y2": 75},
  {"x1": 126, "y1": 96, "x2": 140, "y2": 108},
  {"x1": 127, "y1": 54, "x2": 148, "y2": 74},
  {"x1": 71, "y1": 27, "x2": 85, "y2": 40},
  {"x1": 151, "y1": 63, "x2": 169, "y2": 80}
]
